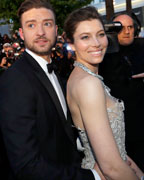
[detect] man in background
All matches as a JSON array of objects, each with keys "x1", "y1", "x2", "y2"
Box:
[{"x1": 99, "y1": 12, "x2": 144, "y2": 170}]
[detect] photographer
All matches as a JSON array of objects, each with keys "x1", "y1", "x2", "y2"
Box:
[
  {"x1": 99, "y1": 12, "x2": 144, "y2": 170},
  {"x1": 0, "y1": 44, "x2": 15, "y2": 69},
  {"x1": 12, "y1": 42, "x2": 24, "y2": 59},
  {"x1": 51, "y1": 39, "x2": 75, "y2": 86},
  {"x1": 51, "y1": 40, "x2": 64, "y2": 61}
]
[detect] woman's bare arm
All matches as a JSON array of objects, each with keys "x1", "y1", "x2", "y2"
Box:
[{"x1": 75, "y1": 76, "x2": 138, "y2": 180}]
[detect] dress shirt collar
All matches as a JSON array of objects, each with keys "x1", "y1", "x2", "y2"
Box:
[
  {"x1": 25, "y1": 49, "x2": 67, "y2": 119},
  {"x1": 26, "y1": 48, "x2": 51, "y2": 73}
]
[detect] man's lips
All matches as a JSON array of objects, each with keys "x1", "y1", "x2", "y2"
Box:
[
  {"x1": 35, "y1": 39, "x2": 48, "y2": 45},
  {"x1": 123, "y1": 36, "x2": 130, "y2": 38}
]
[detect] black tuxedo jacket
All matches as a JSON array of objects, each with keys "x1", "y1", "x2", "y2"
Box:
[
  {"x1": 99, "y1": 38, "x2": 144, "y2": 142},
  {"x1": 0, "y1": 51, "x2": 94, "y2": 180},
  {"x1": 99, "y1": 37, "x2": 144, "y2": 170}
]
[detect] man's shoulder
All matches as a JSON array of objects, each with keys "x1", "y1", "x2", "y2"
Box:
[
  {"x1": 133, "y1": 37, "x2": 144, "y2": 46},
  {"x1": 0, "y1": 53, "x2": 31, "y2": 83}
]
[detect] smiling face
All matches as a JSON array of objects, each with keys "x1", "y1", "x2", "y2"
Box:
[
  {"x1": 19, "y1": 8, "x2": 57, "y2": 61},
  {"x1": 113, "y1": 15, "x2": 135, "y2": 46},
  {"x1": 70, "y1": 19, "x2": 108, "y2": 71}
]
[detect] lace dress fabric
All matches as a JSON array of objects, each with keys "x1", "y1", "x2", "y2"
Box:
[{"x1": 74, "y1": 61, "x2": 127, "y2": 169}]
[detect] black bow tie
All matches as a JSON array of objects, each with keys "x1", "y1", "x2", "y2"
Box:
[{"x1": 47, "y1": 62, "x2": 57, "y2": 73}]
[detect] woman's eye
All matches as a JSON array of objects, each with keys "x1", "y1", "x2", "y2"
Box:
[
  {"x1": 81, "y1": 35, "x2": 89, "y2": 40},
  {"x1": 99, "y1": 33, "x2": 105, "y2": 37}
]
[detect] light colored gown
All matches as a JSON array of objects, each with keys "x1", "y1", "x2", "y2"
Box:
[{"x1": 74, "y1": 61, "x2": 127, "y2": 169}]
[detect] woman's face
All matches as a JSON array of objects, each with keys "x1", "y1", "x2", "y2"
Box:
[{"x1": 71, "y1": 19, "x2": 108, "y2": 68}]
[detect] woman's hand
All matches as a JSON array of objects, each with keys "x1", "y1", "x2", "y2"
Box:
[{"x1": 127, "y1": 155, "x2": 144, "y2": 179}]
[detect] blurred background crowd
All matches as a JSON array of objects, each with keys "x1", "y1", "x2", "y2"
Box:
[
  {"x1": 0, "y1": 31, "x2": 75, "y2": 82},
  {"x1": 0, "y1": 31, "x2": 25, "y2": 73}
]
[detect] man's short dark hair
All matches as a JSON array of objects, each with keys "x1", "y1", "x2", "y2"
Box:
[{"x1": 18, "y1": 0, "x2": 55, "y2": 26}]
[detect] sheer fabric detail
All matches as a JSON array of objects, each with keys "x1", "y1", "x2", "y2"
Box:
[{"x1": 74, "y1": 61, "x2": 127, "y2": 169}]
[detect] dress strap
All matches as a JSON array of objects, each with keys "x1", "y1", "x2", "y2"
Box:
[
  {"x1": 73, "y1": 61, "x2": 112, "y2": 95},
  {"x1": 74, "y1": 61, "x2": 103, "y2": 81}
]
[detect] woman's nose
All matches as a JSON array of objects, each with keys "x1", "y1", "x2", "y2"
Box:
[{"x1": 91, "y1": 37, "x2": 100, "y2": 47}]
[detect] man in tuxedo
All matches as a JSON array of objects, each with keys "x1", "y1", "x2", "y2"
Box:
[
  {"x1": 99, "y1": 12, "x2": 144, "y2": 170},
  {"x1": 0, "y1": 0, "x2": 101, "y2": 179}
]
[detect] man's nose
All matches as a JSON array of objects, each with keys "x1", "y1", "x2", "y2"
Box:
[
  {"x1": 123, "y1": 26, "x2": 130, "y2": 34},
  {"x1": 37, "y1": 25, "x2": 45, "y2": 36}
]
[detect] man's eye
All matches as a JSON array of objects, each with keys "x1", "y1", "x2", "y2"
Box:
[
  {"x1": 45, "y1": 22, "x2": 52, "y2": 26},
  {"x1": 28, "y1": 24, "x2": 34, "y2": 28},
  {"x1": 129, "y1": 25, "x2": 134, "y2": 29}
]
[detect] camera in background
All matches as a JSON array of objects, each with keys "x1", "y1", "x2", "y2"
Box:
[{"x1": 104, "y1": 21, "x2": 122, "y2": 53}]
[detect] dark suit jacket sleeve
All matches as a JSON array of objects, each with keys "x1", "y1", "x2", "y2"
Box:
[{"x1": 0, "y1": 69, "x2": 94, "y2": 180}]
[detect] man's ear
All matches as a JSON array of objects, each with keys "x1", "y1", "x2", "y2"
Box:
[
  {"x1": 54, "y1": 25, "x2": 58, "y2": 39},
  {"x1": 56, "y1": 25, "x2": 58, "y2": 36},
  {"x1": 19, "y1": 28, "x2": 24, "y2": 41}
]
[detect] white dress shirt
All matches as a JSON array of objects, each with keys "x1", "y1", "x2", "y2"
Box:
[{"x1": 26, "y1": 49, "x2": 67, "y2": 118}]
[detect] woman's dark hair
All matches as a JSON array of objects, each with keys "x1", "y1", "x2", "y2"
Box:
[
  {"x1": 64, "y1": 6, "x2": 104, "y2": 43},
  {"x1": 18, "y1": 0, "x2": 55, "y2": 26}
]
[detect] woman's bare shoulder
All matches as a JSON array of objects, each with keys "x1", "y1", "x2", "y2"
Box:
[{"x1": 67, "y1": 70, "x2": 104, "y2": 101}]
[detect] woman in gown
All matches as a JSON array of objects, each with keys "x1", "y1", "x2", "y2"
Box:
[{"x1": 64, "y1": 6, "x2": 144, "y2": 180}]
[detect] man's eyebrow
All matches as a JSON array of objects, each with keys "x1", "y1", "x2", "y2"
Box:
[
  {"x1": 43, "y1": 18, "x2": 54, "y2": 21},
  {"x1": 25, "y1": 18, "x2": 54, "y2": 24},
  {"x1": 25, "y1": 20, "x2": 36, "y2": 24},
  {"x1": 122, "y1": 25, "x2": 134, "y2": 27}
]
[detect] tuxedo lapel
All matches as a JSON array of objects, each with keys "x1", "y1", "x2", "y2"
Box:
[
  {"x1": 36, "y1": 71, "x2": 65, "y2": 118},
  {"x1": 55, "y1": 72, "x2": 66, "y2": 98},
  {"x1": 23, "y1": 52, "x2": 76, "y2": 145},
  {"x1": 35, "y1": 67, "x2": 76, "y2": 146},
  {"x1": 54, "y1": 72, "x2": 76, "y2": 145}
]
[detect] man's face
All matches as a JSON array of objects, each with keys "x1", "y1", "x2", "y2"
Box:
[
  {"x1": 19, "y1": 8, "x2": 57, "y2": 60},
  {"x1": 5, "y1": 47, "x2": 14, "y2": 58},
  {"x1": 113, "y1": 15, "x2": 135, "y2": 46}
]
